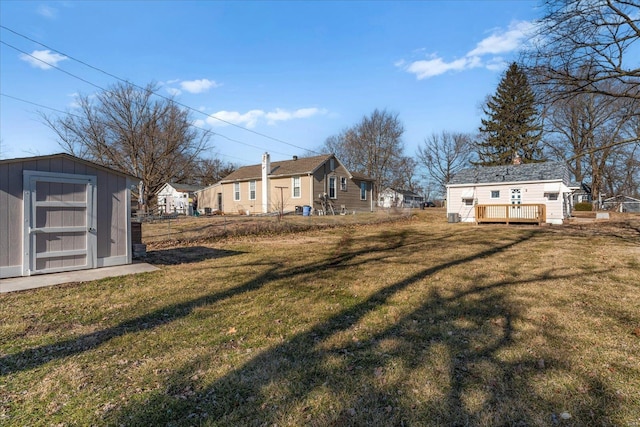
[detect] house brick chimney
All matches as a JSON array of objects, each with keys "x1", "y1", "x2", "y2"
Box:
[{"x1": 262, "y1": 152, "x2": 270, "y2": 213}]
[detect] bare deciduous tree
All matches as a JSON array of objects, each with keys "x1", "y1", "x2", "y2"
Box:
[
  {"x1": 416, "y1": 131, "x2": 474, "y2": 197},
  {"x1": 322, "y1": 109, "x2": 411, "y2": 193},
  {"x1": 542, "y1": 78, "x2": 639, "y2": 201},
  {"x1": 42, "y1": 82, "x2": 211, "y2": 209},
  {"x1": 193, "y1": 158, "x2": 237, "y2": 187},
  {"x1": 527, "y1": 0, "x2": 639, "y2": 103}
]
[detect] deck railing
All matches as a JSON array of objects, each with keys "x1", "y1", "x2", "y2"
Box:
[{"x1": 475, "y1": 204, "x2": 546, "y2": 225}]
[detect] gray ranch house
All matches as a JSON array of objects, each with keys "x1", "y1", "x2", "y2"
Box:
[{"x1": 446, "y1": 161, "x2": 576, "y2": 225}]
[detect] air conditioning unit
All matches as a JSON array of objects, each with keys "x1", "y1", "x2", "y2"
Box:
[{"x1": 447, "y1": 213, "x2": 461, "y2": 223}]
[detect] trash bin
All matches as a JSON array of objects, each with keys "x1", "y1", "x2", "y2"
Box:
[
  {"x1": 303, "y1": 205, "x2": 312, "y2": 216},
  {"x1": 295, "y1": 206, "x2": 302, "y2": 215}
]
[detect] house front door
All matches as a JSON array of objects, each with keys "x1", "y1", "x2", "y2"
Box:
[
  {"x1": 23, "y1": 171, "x2": 97, "y2": 276},
  {"x1": 510, "y1": 188, "x2": 523, "y2": 219}
]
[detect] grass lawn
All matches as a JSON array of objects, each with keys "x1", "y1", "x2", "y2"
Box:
[{"x1": 1, "y1": 209, "x2": 639, "y2": 426}]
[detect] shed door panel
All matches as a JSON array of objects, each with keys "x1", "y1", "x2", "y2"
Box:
[{"x1": 23, "y1": 171, "x2": 97, "y2": 276}]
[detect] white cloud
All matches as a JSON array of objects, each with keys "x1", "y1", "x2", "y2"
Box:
[
  {"x1": 180, "y1": 79, "x2": 220, "y2": 94},
  {"x1": 399, "y1": 20, "x2": 534, "y2": 79},
  {"x1": 405, "y1": 56, "x2": 473, "y2": 79},
  {"x1": 19, "y1": 49, "x2": 68, "y2": 70},
  {"x1": 206, "y1": 107, "x2": 326, "y2": 128},
  {"x1": 467, "y1": 21, "x2": 534, "y2": 57},
  {"x1": 265, "y1": 107, "x2": 326, "y2": 124},
  {"x1": 207, "y1": 110, "x2": 265, "y2": 128},
  {"x1": 36, "y1": 5, "x2": 57, "y2": 19}
]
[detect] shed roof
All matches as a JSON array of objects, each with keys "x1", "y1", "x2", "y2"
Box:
[
  {"x1": 448, "y1": 161, "x2": 569, "y2": 186},
  {"x1": 0, "y1": 153, "x2": 140, "y2": 180}
]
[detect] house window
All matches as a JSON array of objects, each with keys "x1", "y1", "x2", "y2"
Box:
[
  {"x1": 329, "y1": 176, "x2": 337, "y2": 199},
  {"x1": 292, "y1": 176, "x2": 301, "y2": 198},
  {"x1": 463, "y1": 198, "x2": 474, "y2": 207},
  {"x1": 491, "y1": 190, "x2": 500, "y2": 199},
  {"x1": 234, "y1": 182, "x2": 240, "y2": 201},
  {"x1": 545, "y1": 192, "x2": 558, "y2": 201},
  {"x1": 340, "y1": 177, "x2": 347, "y2": 191},
  {"x1": 360, "y1": 182, "x2": 367, "y2": 200},
  {"x1": 249, "y1": 180, "x2": 256, "y2": 200},
  {"x1": 330, "y1": 158, "x2": 335, "y2": 171}
]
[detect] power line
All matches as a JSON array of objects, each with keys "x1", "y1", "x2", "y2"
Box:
[
  {"x1": 0, "y1": 92, "x2": 293, "y2": 162},
  {"x1": 0, "y1": 24, "x2": 322, "y2": 156}
]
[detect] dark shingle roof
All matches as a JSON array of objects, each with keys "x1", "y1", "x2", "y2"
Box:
[
  {"x1": 448, "y1": 161, "x2": 570, "y2": 186},
  {"x1": 169, "y1": 183, "x2": 203, "y2": 193},
  {"x1": 385, "y1": 188, "x2": 421, "y2": 197}
]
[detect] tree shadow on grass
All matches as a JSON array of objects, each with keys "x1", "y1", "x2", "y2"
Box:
[
  {"x1": 0, "y1": 231, "x2": 405, "y2": 376},
  {"x1": 143, "y1": 247, "x2": 245, "y2": 265},
  {"x1": 106, "y1": 228, "x2": 624, "y2": 426}
]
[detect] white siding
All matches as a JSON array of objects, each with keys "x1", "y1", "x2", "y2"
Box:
[{"x1": 447, "y1": 180, "x2": 570, "y2": 224}]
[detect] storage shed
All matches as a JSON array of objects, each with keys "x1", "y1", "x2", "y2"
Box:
[{"x1": 0, "y1": 153, "x2": 139, "y2": 279}]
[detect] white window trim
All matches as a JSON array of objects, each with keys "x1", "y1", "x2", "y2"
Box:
[
  {"x1": 340, "y1": 176, "x2": 347, "y2": 191},
  {"x1": 249, "y1": 180, "x2": 256, "y2": 201},
  {"x1": 234, "y1": 182, "x2": 241, "y2": 201},
  {"x1": 329, "y1": 176, "x2": 337, "y2": 199},
  {"x1": 292, "y1": 176, "x2": 301, "y2": 198}
]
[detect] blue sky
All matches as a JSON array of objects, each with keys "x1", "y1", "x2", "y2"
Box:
[{"x1": 0, "y1": 1, "x2": 541, "y2": 166}]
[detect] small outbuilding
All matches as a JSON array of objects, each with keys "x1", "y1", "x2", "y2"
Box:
[
  {"x1": 0, "y1": 153, "x2": 139, "y2": 279},
  {"x1": 378, "y1": 188, "x2": 424, "y2": 208},
  {"x1": 446, "y1": 161, "x2": 575, "y2": 225}
]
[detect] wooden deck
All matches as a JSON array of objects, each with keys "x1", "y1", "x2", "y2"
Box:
[{"x1": 475, "y1": 204, "x2": 546, "y2": 225}]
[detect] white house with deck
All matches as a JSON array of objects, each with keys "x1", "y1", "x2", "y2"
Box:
[{"x1": 446, "y1": 161, "x2": 576, "y2": 225}]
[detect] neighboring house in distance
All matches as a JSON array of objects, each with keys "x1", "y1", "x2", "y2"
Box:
[
  {"x1": 378, "y1": 188, "x2": 424, "y2": 208},
  {"x1": 156, "y1": 182, "x2": 203, "y2": 215},
  {"x1": 196, "y1": 153, "x2": 375, "y2": 215},
  {"x1": 602, "y1": 195, "x2": 640, "y2": 213},
  {"x1": 0, "y1": 153, "x2": 138, "y2": 279},
  {"x1": 446, "y1": 161, "x2": 576, "y2": 225}
]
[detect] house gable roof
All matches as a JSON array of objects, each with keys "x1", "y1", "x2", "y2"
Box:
[
  {"x1": 167, "y1": 183, "x2": 203, "y2": 193},
  {"x1": 448, "y1": 161, "x2": 570, "y2": 186},
  {"x1": 380, "y1": 188, "x2": 421, "y2": 197},
  {"x1": 221, "y1": 154, "x2": 374, "y2": 182}
]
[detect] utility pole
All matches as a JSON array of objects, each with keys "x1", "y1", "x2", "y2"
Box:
[{"x1": 275, "y1": 186, "x2": 287, "y2": 220}]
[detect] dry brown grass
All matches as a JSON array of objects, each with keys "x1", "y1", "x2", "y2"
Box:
[{"x1": 1, "y1": 209, "x2": 639, "y2": 426}]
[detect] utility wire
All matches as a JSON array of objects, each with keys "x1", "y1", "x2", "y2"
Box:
[
  {"x1": 0, "y1": 24, "x2": 322, "y2": 155},
  {"x1": 0, "y1": 43, "x2": 296, "y2": 160},
  {"x1": 0, "y1": 92, "x2": 292, "y2": 162}
]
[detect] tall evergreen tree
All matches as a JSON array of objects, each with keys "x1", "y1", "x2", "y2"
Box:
[{"x1": 475, "y1": 62, "x2": 543, "y2": 166}]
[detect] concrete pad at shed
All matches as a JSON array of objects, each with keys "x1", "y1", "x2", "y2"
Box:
[{"x1": 0, "y1": 263, "x2": 160, "y2": 293}]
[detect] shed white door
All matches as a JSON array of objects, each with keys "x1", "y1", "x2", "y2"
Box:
[{"x1": 23, "y1": 171, "x2": 97, "y2": 276}]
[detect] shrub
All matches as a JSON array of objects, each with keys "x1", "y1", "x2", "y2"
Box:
[{"x1": 574, "y1": 202, "x2": 593, "y2": 211}]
